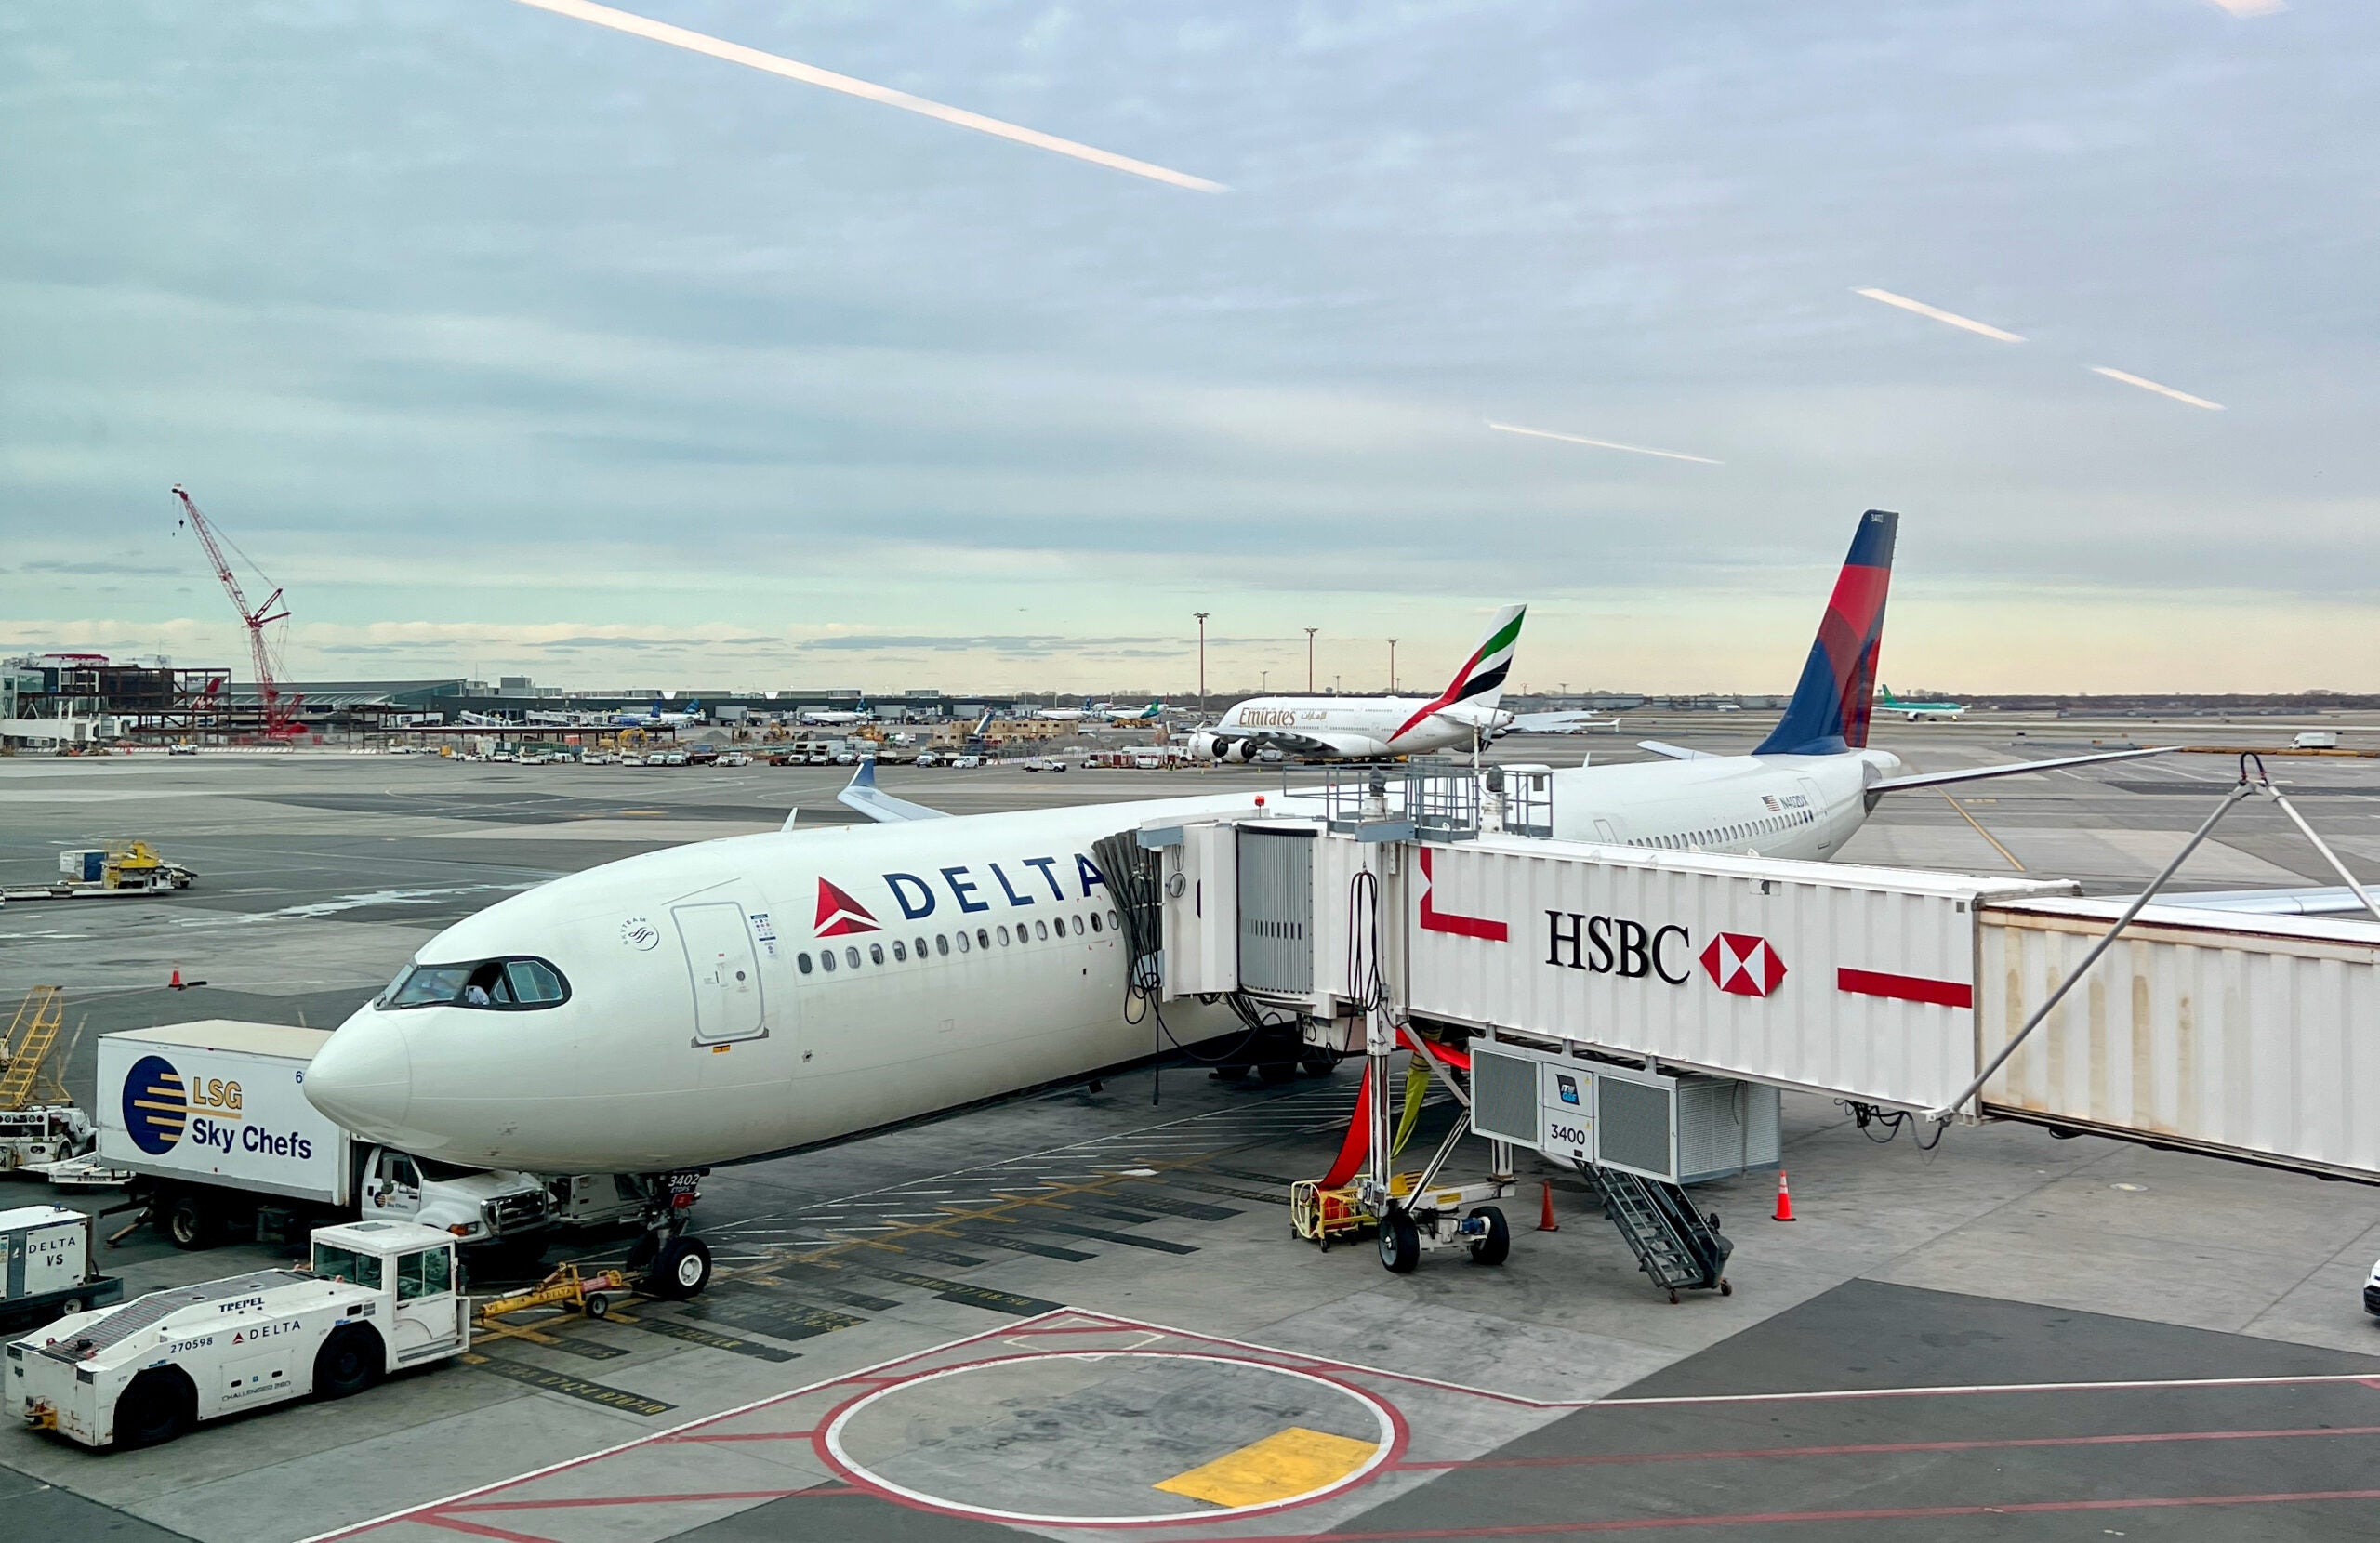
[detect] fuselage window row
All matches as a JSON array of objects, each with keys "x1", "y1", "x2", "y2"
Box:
[{"x1": 792, "y1": 908, "x2": 1117, "y2": 977}]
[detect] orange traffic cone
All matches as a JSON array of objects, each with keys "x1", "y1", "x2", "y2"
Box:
[
  {"x1": 1772, "y1": 1168, "x2": 1796, "y2": 1222},
  {"x1": 168, "y1": 969, "x2": 184, "y2": 990},
  {"x1": 1536, "y1": 1180, "x2": 1559, "y2": 1233}
]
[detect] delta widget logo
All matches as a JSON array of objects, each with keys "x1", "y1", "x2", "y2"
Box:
[
  {"x1": 123, "y1": 1054, "x2": 188, "y2": 1155},
  {"x1": 814, "y1": 878, "x2": 880, "y2": 937}
]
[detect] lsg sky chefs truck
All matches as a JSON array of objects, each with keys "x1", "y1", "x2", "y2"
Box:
[{"x1": 99, "y1": 1022, "x2": 555, "y2": 1257}]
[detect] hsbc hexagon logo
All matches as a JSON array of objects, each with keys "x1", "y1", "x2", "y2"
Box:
[{"x1": 1699, "y1": 932, "x2": 1787, "y2": 998}]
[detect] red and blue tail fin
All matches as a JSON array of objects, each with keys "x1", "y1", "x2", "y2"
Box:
[{"x1": 1753, "y1": 509, "x2": 1898, "y2": 757}]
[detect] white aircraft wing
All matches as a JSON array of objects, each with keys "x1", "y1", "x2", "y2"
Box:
[
  {"x1": 1867, "y1": 745, "x2": 2169, "y2": 794},
  {"x1": 1503, "y1": 711, "x2": 1615, "y2": 733},
  {"x1": 1637, "y1": 740, "x2": 1716, "y2": 761},
  {"x1": 837, "y1": 758, "x2": 949, "y2": 824}
]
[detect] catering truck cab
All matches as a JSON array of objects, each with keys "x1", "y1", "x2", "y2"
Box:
[{"x1": 9, "y1": 1221, "x2": 466, "y2": 1449}]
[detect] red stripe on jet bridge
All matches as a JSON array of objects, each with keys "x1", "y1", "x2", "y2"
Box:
[{"x1": 1837, "y1": 967, "x2": 1972, "y2": 1009}]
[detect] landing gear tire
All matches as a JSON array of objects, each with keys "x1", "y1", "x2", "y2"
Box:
[
  {"x1": 648, "y1": 1236, "x2": 712, "y2": 1299},
  {"x1": 1378, "y1": 1207, "x2": 1421, "y2": 1274},
  {"x1": 313, "y1": 1325, "x2": 384, "y2": 1399},
  {"x1": 1467, "y1": 1206, "x2": 1511, "y2": 1267},
  {"x1": 114, "y1": 1370, "x2": 195, "y2": 1450},
  {"x1": 164, "y1": 1194, "x2": 218, "y2": 1251}
]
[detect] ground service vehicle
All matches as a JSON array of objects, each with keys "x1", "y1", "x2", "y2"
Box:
[
  {"x1": 99, "y1": 1022, "x2": 554, "y2": 1253},
  {"x1": 0, "y1": 1206, "x2": 122, "y2": 1332},
  {"x1": 9, "y1": 1220, "x2": 466, "y2": 1449}
]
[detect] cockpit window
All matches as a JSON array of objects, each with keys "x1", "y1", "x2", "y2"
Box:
[{"x1": 379, "y1": 957, "x2": 571, "y2": 1011}]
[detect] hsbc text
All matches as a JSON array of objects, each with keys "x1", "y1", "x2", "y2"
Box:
[{"x1": 1545, "y1": 912, "x2": 1692, "y2": 984}]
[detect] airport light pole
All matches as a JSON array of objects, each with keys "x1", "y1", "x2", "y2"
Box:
[
  {"x1": 1304, "y1": 626, "x2": 1317, "y2": 692},
  {"x1": 1194, "y1": 613, "x2": 1209, "y2": 714},
  {"x1": 1387, "y1": 639, "x2": 1399, "y2": 693}
]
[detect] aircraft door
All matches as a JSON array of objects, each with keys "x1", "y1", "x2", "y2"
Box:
[
  {"x1": 1593, "y1": 818, "x2": 1620, "y2": 845},
  {"x1": 1795, "y1": 776, "x2": 1831, "y2": 851},
  {"x1": 675, "y1": 902, "x2": 768, "y2": 1043}
]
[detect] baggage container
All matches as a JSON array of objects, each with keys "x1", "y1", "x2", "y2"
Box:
[
  {"x1": 1977, "y1": 899, "x2": 2380, "y2": 1178},
  {"x1": 0, "y1": 1205, "x2": 122, "y2": 1330}
]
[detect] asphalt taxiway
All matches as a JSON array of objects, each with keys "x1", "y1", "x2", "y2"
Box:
[{"x1": 7, "y1": 719, "x2": 2380, "y2": 1541}]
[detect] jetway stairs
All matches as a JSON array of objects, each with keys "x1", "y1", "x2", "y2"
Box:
[{"x1": 1581, "y1": 1164, "x2": 1733, "y2": 1303}]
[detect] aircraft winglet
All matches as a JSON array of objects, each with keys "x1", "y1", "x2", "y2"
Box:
[{"x1": 837, "y1": 758, "x2": 949, "y2": 824}]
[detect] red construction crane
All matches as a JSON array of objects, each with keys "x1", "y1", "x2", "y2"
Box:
[{"x1": 171, "y1": 485, "x2": 302, "y2": 739}]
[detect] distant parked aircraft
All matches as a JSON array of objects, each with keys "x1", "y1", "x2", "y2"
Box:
[{"x1": 1877, "y1": 685, "x2": 1967, "y2": 721}]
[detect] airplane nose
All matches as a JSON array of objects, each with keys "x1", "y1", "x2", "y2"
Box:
[{"x1": 306, "y1": 1009, "x2": 414, "y2": 1140}]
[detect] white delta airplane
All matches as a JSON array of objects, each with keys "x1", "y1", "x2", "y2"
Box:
[{"x1": 305, "y1": 510, "x2": 2156, "y2": 1295}]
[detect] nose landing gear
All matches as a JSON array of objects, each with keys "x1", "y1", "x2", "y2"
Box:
[{"x1": 623, "y1": 1170, "x2": 712, "y2": 1299}]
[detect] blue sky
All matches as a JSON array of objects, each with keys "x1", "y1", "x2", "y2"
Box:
[{"x1": 2, "y1": 2, "x2": 2372, "y2": 695}]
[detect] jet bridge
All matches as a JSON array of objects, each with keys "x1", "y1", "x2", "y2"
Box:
[{"x1": 1132, "y1": 761, "x2": 2380, "y2": 1284}]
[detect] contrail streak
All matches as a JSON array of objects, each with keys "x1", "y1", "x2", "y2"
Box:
[
  {"x1": 1854, "y1": 287, "x2": 2026, "y2": 343},
  {"x1": 2090, "y1": 367, "x2": 2224, "y2": 411},
  {"x1": 511, "y1": 0, "x2": 1226, "y2": 193},
  {"x1": 1487, "y1": 421, "x2": 1724, "y2": 466}
]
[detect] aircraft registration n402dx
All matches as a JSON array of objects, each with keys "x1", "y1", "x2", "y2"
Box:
[{"x1": 304, "y1": 509, "x2": 2162, "y2": 1180}]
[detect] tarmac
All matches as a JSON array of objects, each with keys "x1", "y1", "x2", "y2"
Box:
[{"x1": 7, "y1": 716, "x2": 2380, "y2": 1542}]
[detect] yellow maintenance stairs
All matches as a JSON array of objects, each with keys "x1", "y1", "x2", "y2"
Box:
[{"x1": 0, "y1": 986, "x2": 68, "y2": 1109}]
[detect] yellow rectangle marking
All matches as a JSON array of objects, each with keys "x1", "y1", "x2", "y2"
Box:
[{"x1": 1153, "y1": 1426, "x2": 1377, "y2": 1509}]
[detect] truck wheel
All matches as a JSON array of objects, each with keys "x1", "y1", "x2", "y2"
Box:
[
  {"x1": 164, "y1": 1194, "x2": 218, "y2": 1250},
  {"x1": 114, "y1": 1369, "x2": 195, "y2": 1450},
  {"x1": 647, "y1": 1236, "x2": 712, "y2": 1299},
  {"x1": 58, "y1": 1295, "x2": 86, "y2": 1315},
  {"x1": 313, "y1": 1325, "x2": 384, "y2": 1399},
  {"x1": 1468, "y1": 1206, "x2": 1512, "y2": 1267}
]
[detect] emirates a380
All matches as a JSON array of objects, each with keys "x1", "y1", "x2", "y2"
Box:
[{"x1": 305, "y1": 511, "x2": 2157, "y2": 1274}]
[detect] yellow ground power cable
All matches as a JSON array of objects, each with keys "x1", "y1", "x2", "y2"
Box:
[{"x1": 1390, "y1": 1055, "x2": 1431, "y2": 1157}]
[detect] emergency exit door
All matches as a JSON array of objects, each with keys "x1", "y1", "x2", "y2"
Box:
[{"x1": 675, "y1": 902, "x2": 767, "y2": 1043}]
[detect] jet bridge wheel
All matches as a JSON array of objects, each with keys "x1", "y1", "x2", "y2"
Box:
[
  {"x1": 1467, "y1": 1206, "x2": 1511, "y2": 1267},
  {"x1": 1378, "y1": 1207, "x2": 1421, "y2": 1274}
]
